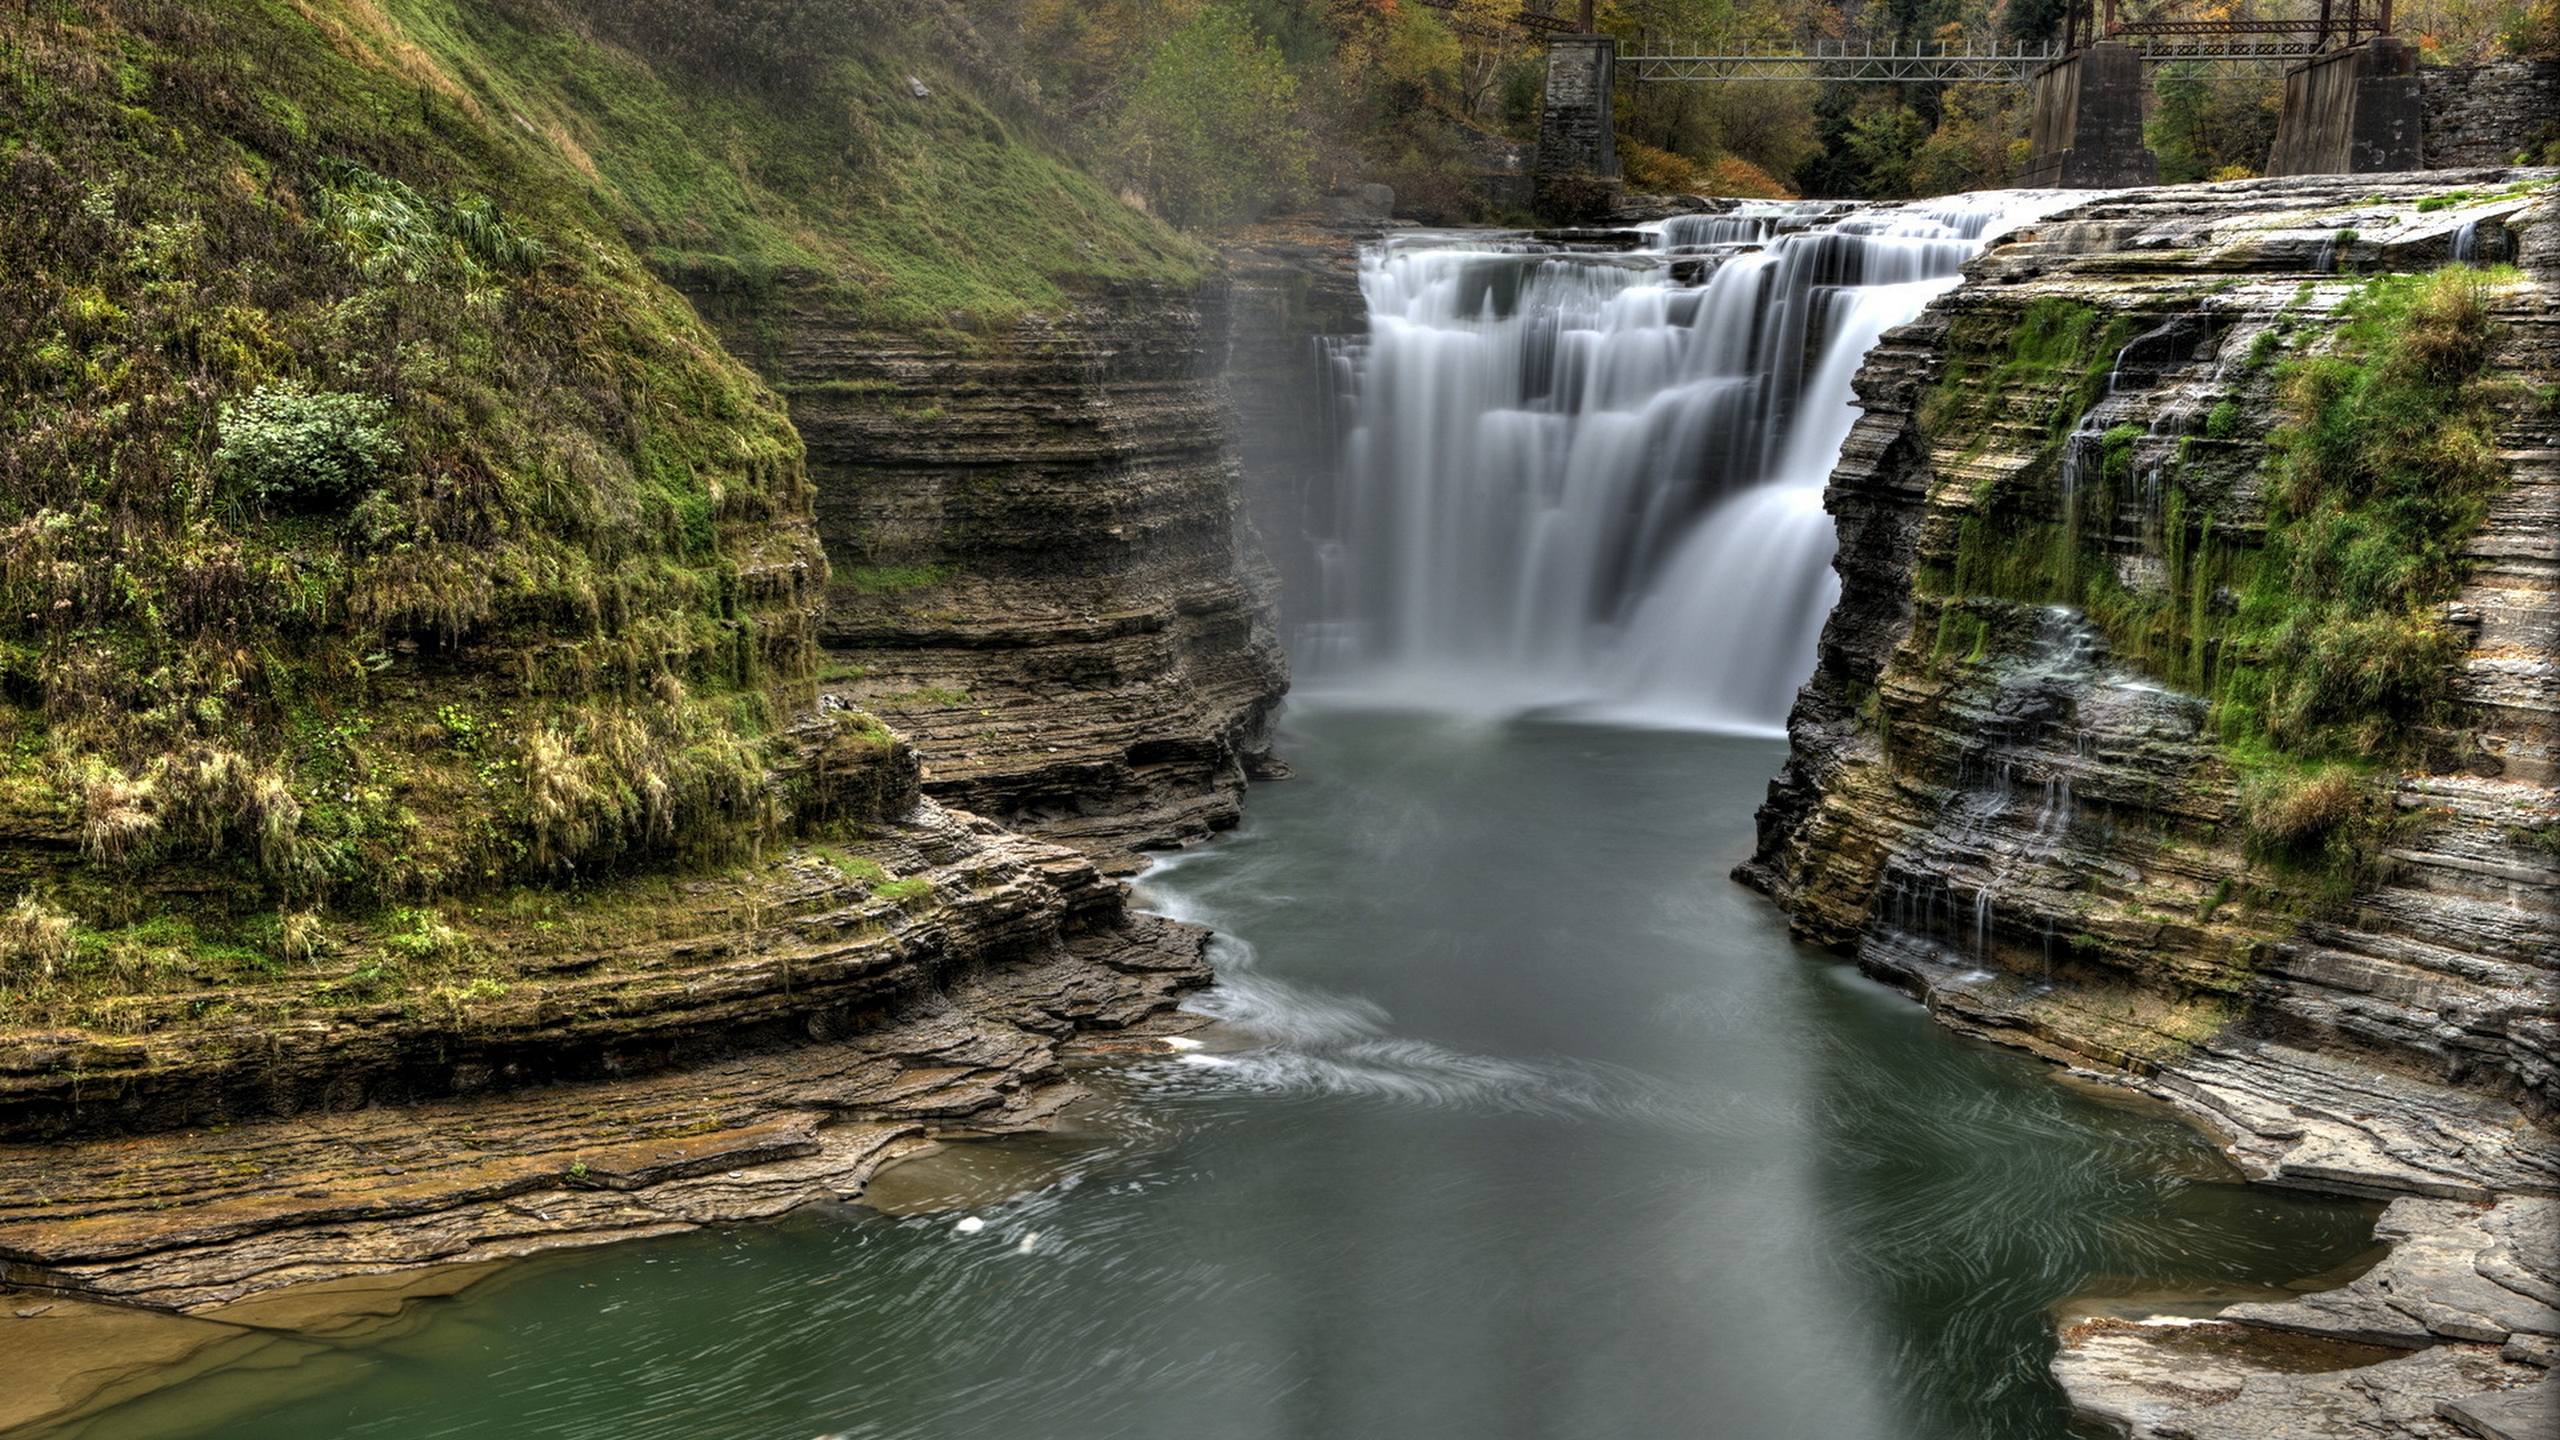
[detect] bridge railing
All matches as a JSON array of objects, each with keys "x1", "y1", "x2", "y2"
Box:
[{"x1": 1621, "y1": 38, "x2": 2063, "y2": 84}]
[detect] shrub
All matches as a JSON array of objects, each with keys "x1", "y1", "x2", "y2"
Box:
[
  {"x1": 64, "y1": 756, "x2": 160, "y2": 862},
  {"x1": 382, "y1": 907, "x2": 475, "y2": 965},
  {"x1": 0, "y1": 895, "x2": 78, "y2": 982},
  {"x1": 2395, "y1": 268, "x2": 2498, "y2": 381},
  {"x1": 2244, "y1": 767, "x2": 2367, "y2": 859},
  {"x1": 214, "y1": 381, "x2": 399, "y2": 508},
  {"x1": 1620, "y1": 139, "x2": 1703, "y2": 194},
  {"x1": 2504, "y1": 0, "x2": 2560, "y2": 59},
  {"x1": 1111, "y1": 5, "x2": 1312, "y2": 227}
]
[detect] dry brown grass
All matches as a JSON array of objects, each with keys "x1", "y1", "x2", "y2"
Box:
[
  {"x1": 0, "y1": 896, "x2": 78, "y2": 983},
  {"x1": 2245, "y1": 768, "x2": 2367, "y2": 853}
]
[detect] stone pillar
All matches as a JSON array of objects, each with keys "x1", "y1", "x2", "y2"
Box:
[
  {"x1": 2268, "y1": 37, "x2": 2424, "y2": 176},
  {"x1": 1534, "y1": 35, "x2": 1619, "y2": 219},
  {"x1": 2020, "y1": 42, "x2": 2158, "y2": 189}
]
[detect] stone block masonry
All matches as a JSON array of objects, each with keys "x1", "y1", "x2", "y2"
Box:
[
  {"x1": 2267, "y1": 37, "x2": 2424, "y2": 176},
  {"x1": 1535, "y1": 36, "x2": 1619, "y2": 216},
  {"x1": 2421, "y1": 59, "x2": 2560, "y2": 168},
  {"x1": 2021, "y1": 43, "x2": 2159, "y2": 188}
]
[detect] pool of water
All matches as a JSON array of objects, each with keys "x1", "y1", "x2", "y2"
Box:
[{"x1": 58, "y1": 707, "x2": 2381, "y2": 1439}]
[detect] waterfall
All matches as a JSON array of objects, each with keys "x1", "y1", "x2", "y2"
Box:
[{"x1": 1304, "y1": 196, "x2": 2063, "y2": 733}]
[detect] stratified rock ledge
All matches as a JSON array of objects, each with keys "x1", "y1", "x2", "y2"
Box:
[
  {"x1": 0, "y1": 801, "x2": 1209, "y2": 1315},
  {"x1": 1740, "y1": 170, "x2": 2560, "y2": 1440}
]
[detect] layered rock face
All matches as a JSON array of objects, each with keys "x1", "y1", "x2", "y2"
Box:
[
  {"x1": 1742, "y1": 172, "x2": 2560, "y2": 1434},
  {"x1": 1222, "y1": 217, "x2": 1374, "y2": 638},
  {"x1": 698, "y1": 280, "x2": 1290, "y2": 870},
  {"x1": 0, "y1": 724, "x2": 1209, "y2": 1307}
]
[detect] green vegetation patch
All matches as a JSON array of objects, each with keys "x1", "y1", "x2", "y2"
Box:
[
  {"x1": 374, "y1": 0, "x2": 1209, "y2": 329},
  {"x1": 1921, "y1": 298, "x2": 2142, "y2": 474},
  {"x1": 1927, "y1": 269, "x2": 2515, "y2": 764},
  {"x1": 0, "y1": 0, "x2": 827, "y2": 916},
  {"x1": 1917, "y1": 268, "x2": 2521, "y2": 907}
]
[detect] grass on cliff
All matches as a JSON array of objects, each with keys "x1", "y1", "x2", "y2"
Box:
[
  {"x1": 0, "y1": 1, "x2": 842, "y2": 938},
  {"x1": 0, "y1": 0, "x2": 1191, "y2": 1036},
  {"x1": 1918, "y1": 267, "x2": 2520, "y2": 895},
  {"x1": 1925, "y1": 266, "x2": 2519, "y2": 907},
  {"x1": 1928, "y1": 270, "x2": 2514, "y2": 761},
  {"x1": 371, "y1": 0, "x2": 1209, "y2": 330}
]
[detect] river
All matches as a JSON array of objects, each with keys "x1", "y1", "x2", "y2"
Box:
[{"x1": 59, "y1": 707, "x2": 2380, "y2": 1440}]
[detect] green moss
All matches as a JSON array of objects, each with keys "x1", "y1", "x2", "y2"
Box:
[
  {"x1": 875, "y1": 875, "x2": 936, "y2": 907},
  {"x1": 1931, "y1": 606, "x2": 1992, "y2": 665},
  {"x1": 1922, "y1": 299, "x2": 2143, "y2": 482},
  {"x1": 807, "y1": 845, "x2": 889, "y2": 887},
  {"x1": 1930, "y1": 268, "x2": 2516, "y2": 770}
]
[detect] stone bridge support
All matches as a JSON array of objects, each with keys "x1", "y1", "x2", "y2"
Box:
[
  {"x1": 2021, "y1": 42, "x2": 2157, "y2": 188},
  {"x1": 2267, "y1": 37, "x2": 2424, "y2": 176},
  {"x1": 1534, "y1": 34, "x2": 1619, "y2": 218}
]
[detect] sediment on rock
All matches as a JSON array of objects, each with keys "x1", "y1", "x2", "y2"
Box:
[{"x1": 1739, "y1": 171, "x2": 2560, "y2": 1437}]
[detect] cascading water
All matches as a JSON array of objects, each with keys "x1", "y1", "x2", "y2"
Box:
[{"x1": 1306, "y1": 196, "x2": 2068, "y2": 733}]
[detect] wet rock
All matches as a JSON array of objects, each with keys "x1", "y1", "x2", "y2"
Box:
[
  {"x1": 0, "y1": 869, "x2": 1209, "y2": 1312},
  {"x1": 1740, "y1": 171, "x2": 2560, "y2": 1438}
]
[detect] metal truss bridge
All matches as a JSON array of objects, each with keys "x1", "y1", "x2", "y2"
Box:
[
  {"x1": 1455, "y1": 0, "x2": 2401, "y2": 83},
  {"x1": 1622, "y1": 38, "x2": 2063, "y2": 84}
]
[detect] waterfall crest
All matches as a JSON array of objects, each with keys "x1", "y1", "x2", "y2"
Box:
[{"x1": 1305, "y1": 196, "x2": 2063, "y2": 733}]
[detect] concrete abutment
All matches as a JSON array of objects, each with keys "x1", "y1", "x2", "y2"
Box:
[{"x1": 2022, "y1": 43, "x2": 2159, "y2": 188}]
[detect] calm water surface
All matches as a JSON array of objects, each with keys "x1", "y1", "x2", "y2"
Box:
[{"x1": 65, "y1": 708, "x2": 2379, "y2": 1440}]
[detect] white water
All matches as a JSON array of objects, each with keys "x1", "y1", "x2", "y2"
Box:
[{"x1": 1307, "y1": 195, "x2": 2073, "y2": 733}]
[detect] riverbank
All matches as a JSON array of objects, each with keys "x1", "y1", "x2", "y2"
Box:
[
  {"x1": 1732, "y1": 172, "x2": 2560, "y2": 1437},
  {"x1": 1840, "y1": 935, "x2": 2558, "y2": 1438},
  {"x1": 10, "y1": 710, "x2": 2400, "y2": 1440},
  {"x1": 0, "y1": 944, "x2": 1207, "y2": 1432}
]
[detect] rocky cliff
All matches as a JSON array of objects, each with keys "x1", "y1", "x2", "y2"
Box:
[
  {"x1": 1223, "y1": 216, "x2": 1375, "y2": 640},
  {"x1": 1741, "y1": 171, "x2": 2560, "y2": 1435},
  {"x1": 696, "y1": 278, "x2": 1289, "y2": 872},
  {"x1": 0, "y1": 0, "x2": 1256, "y2": 1358}
]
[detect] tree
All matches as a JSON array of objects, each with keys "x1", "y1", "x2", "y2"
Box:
[
  {"x1": 1111, "y1": 5, "x2": 1313, "y2": 226},
  {"x1": 1910, "y1": 81, "x2": 2022, "y2": 193},
  {"x1": 1842, "y1": 102, "x2": 1929, "y2": 197}
]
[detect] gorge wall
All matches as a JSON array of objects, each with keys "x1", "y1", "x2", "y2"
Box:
[
  {"x1": 0, "y1": 0, "x2": 1269, "y2": 1336},
  {"x1": 695, "y1": 278, "x2": 1288, "y2": 872},
  {"x1": 1739, "y1": 172, "x2": 2560, "y2": 1433}
]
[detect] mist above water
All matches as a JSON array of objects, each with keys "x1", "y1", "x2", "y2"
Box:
[{"x1": 1302, "y1": 197, "x2": 2064, "y2": 733}]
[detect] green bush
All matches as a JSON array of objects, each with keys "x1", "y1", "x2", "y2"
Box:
[
  {"x1": 214, "y1": 381, "x2": 399, "y2": 509},
  {"x1": 1111, "y1": 6, "x2": 1311, "y2": 227}
]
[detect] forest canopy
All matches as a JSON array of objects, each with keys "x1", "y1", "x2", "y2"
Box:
[{"x1": 955, "y1": 0, "x2": 2555, "y2": 222}]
